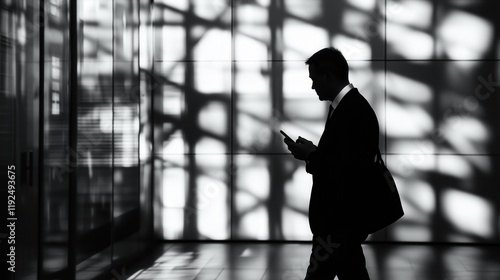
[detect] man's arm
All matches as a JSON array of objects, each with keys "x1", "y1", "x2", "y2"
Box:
[
  {"x1": 305, "y1": 115, "x2": 378, "y2": 175},
  {"x1": 284, "y1": 136, "x2": 316, "y2": 161}
]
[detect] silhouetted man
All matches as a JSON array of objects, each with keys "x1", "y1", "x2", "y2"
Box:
[{"x1": 284, "y1": 47, "x2": 378, "y2": 280}]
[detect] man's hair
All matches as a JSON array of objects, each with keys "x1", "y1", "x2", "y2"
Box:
[{"x1": 305, "y1": 47, "x2": 349, "y2": 81}]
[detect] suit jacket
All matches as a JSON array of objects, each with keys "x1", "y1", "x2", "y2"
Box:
[{"x1": 306, "y1": 88, "x2": 379, "y2": 235}]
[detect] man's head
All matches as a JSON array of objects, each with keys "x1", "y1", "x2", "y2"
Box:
[{"x1": 305, "y1": 47, "x2": 350, "y2": 101}]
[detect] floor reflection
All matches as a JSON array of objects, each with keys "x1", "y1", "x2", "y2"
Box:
[{"x1": 127, "y1": 242, "x2": 500, "y2": 280}]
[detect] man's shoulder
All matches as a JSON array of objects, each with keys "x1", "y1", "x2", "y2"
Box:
[
  {"x1": 346, "y1": 88, "x2": 366, "y2": 103},
  {"x1": 339, "y1": 90, "x2": 379, "y2": 125},
  {"x1": 339, "y1": 89, "x2": 373, "y2": 112}
]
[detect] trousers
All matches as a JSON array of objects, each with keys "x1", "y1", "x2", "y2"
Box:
[{"x1": 304, "y1": 231, "x2": 370, "y2": 280}]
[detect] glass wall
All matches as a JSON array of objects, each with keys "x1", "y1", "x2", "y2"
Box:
[
  {"x1": 152, "y1": 0, "x2": 233, "y2": 240},
  {"x1": 0, "y1": 0, "x2": 155, "y2": 279},
  {"x1": 154, "y1": 0, "x2": 500, "y2": 243},
  {"x1": 0, "y1": 0, "x2": 42, "y2": 278},
  {"x1": 73, "y1": 0, "x2": 151, "y2": 279},
  {"x1": 42, "y1": 0, "x2": 71, "y2": 278}
]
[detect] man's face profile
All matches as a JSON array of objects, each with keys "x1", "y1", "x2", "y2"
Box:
[{"x1": 308, "y1": 64, "x2": 330, "y2": 101}]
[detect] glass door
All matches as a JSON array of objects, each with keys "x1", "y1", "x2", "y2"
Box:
[
  {"x1": 0, "y1": 0, "x2": 42, "y2": 279},
  {"x1": 1, "y1": 0, "x2": 153, "y2": 278}
]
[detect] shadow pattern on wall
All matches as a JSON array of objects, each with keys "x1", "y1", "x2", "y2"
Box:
[{"x1": 150, "y1": 0, "x2": 500, "y2": 243}]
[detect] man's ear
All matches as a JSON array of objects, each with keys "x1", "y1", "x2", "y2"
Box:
[{"x1": 324, "y1": 70, "x2": 339, "y2": 84}]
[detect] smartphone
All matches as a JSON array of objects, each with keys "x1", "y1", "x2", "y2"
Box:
[{"x1": 280, "y1": 130, "x2": 294, "y2": 142}]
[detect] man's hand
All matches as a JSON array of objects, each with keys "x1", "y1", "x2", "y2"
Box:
[{"x1": 284, "y1": 136, "x2": 316, "y2": 161}]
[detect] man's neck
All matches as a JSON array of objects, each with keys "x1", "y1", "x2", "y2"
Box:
[
  {"x1": 328, "y1": 82, "x2": 350, "y2": 101},
  {"x1": 331, "y1": 83, "x2": 354, "y2": 110}
]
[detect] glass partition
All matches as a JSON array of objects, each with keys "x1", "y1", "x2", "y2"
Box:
[
  {"x1": 0, "y1": 0, "x2": 42, "y2": 278},
  {"x1": 38, "y1": 0, "x2": 151, "y2": 279},
  {"x1": 42, "y1": 0, "x2": 72, "y2": 276},
  {"x1": 153, "y1": 0, "x2": 500, "y2": 243}
]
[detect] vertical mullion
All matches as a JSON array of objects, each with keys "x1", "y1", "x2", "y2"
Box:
[
  {"x1": 384, "y1": 0, "x2": 388, "y2": 160},
  {"x1": 384, "y1": 0, "x2": 388, "y2": 242},
  {"x1": 150, "y1": 0, "x2": 156, "y2": 240},
  {"x1": 269, "y1": 0, "x2": 284, "y2": 240},
  {"x1": 37, "y1": 0, "x2": 45, "y2": 277},
  {"x1": 151, "y1": 0, "x2": 155, "y2": 242},
  {"x1": 136, "y1": 0, "x2": 141, "y2": 244},
  {"x1": 68, "y1": 0, "x2": 78, "y2": 278},
  {"x1": 111, "y1": 0, "x2": 116, "y2": 270},
  {"x1": 230, "y1": 0, "x2": 235, "y2": 241}
]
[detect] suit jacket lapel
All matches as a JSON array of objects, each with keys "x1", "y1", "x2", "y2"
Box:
[{"x1": 326, "y1": 88, "x2": 356, "y2": 125}]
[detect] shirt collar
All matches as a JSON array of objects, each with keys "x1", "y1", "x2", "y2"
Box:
[{"x1": 331, "y1": 83, "x2": 354, "y2": 110}]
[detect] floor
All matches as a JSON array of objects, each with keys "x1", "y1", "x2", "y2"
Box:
[{"x1": 127, "y1": 242, "x2": 500, "y2": 280}]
